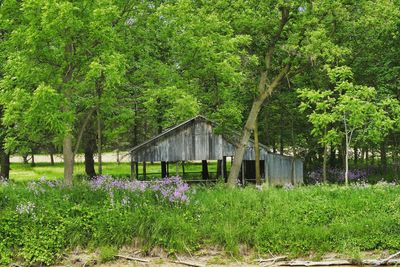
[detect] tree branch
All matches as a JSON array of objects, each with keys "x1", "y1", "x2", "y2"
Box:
[{"x1": 261, "y1": 6, "x2": 290, "y2": 90}]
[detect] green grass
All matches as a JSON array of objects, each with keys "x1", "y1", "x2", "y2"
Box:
[
  {"x1": 9, "y1": 161, "x2": 228, "y2": 182},
  {"x1": 1, "y1": 180, "x2": 400, "y2": 265}
]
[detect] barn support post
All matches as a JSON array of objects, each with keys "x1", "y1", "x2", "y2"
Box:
[
  {"x1": 201, "y1": 160, "x2": 209, "y2": 180},
  {"x1": 221, "y1": 158, "x2": 224, "y2": 181},
  {"x1": 227, "y1": 156, "x2": 233, "y2": 183},
  {"x1": 223, "y1": 156, "x2": 227, "y2": 182},
  {"x1": 161, "y1": 161, "x2": 167, "y2": 178},
  {"x1": 167, "y1": 162, "x2": 170, "y2": 177},
  {"x1": 182, "y1": 161, "x2": 185, "y2": 177},
  {"x1": 143, "y1": 161, "x2": 147, "y2": 180},
  {"x1": 217, "y1": 160, "x2": 222, "y2": 178},
  {"x1": 135, "y1": 162, "x2": 139, "y2": 180},
  {"x1": 131, "y1": 155, "x2": 136, "y2": 180},
  {"x1": 241, "y1": 161, "x2": 245, "y2": 185}
]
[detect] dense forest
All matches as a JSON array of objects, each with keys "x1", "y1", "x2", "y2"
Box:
[{"x1": 1, "y1": 0, "x2": 400, "y2": 184}]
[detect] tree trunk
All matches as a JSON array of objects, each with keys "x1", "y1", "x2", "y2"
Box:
[
  {"x1": 0, "y1": 152, "x2": 10, "y2": 180},
  {"x1": 380, "y1": 140, "x2": 387, "y2": 174},
  {"x1": 31, "y1": 154, "x2": 35, "y2": 167},
  {"x1": 49, "y1": 144, "x2": 56, "y2": 165},
  {"x1": 323, "y1": 144, "x2": 328, "y2": 183},
  {"x1": 227, "y1": 65, "x2": 289, "y2": 185},
  {"x1": 116, "y1": 149, "x2": 120, "y2": 165},
  {"x1": 265, "y1": 112, "x2": 270, "y2": 147},
  {"x1": 371, "y1": 148, "x2": 375, "y2": 166},
  {"x1": 393, "y1": 134, "x2": 399, "y2": 178},
  {"x1": 0, "y1": 106, "x2": 9, "y2": 180},
  {"x1": 354, "y1": 146, "x2": 358, "y2": 167},
  {"x1": 97, "y1": 107, "x2": 102, "y2": 175},
  {"x1": 23, "y1": 155, "x2": 28, "y2": 164},
  {"x1": 345, "y1": 138, "x2": 349, "y2": 186},
  {"x1": 63, "y1": 134, "x2": 74, "y2": 185},
  {"x1": 394, "y1": 148, "x2": 399, "y2": 178},
  {"x1": 279, "y1": 113, "x2": 284, "y2": 155},
  {"x1": 329, "y1": 144, "x2": 336, "y2": 168},
  {"x1": 50, "y1": 152, "x2": 55, "y2": 165},
  {"x1": 95, "y1": 71, "x2": 104, "y2": 176},
  {"x1": 338, "y1": 138, "x2": 346, "y2": 170},
  {"x1": 361, "y1": 147, "x2": 365, "y2": 162},
  {"x1": 62, "y1": 43, "x2": 75, "y2": 185},
  {"x1": 254, "y1": 119, "x2": 261, "y2": 185},
  {"x1": 84, "y1": 146, "x2": 96, "y2": 178},
  {"x1": 83, "y1": 119, "x2": 97, "y2": 178},
  {"x1": 227, "y1": 6, "x2": 290, "y2": 186},
  {"x1": 366, "y1": 147, "x2": 369, "y2": 173}
]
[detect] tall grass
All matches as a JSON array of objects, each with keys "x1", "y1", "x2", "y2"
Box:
[{"x1": 1, "y1": 179, "x2": 400, "y2": 265}]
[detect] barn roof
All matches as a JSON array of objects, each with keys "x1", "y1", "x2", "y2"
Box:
[{"x1": 129, "y1": 115, "x2": 271, "y2": 154}]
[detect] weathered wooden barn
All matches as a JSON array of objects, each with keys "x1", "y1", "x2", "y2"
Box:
[{"x1": 129, "y1": 116, "x2": 303, "y2": 185}]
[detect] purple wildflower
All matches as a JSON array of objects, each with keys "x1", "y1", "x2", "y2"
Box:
[
  {"x1": 307, "y1": 168, "x2": 368, "y2": 184},
  {"x1": 90, "y1": 175, "x2": 190, "y2": 204}
]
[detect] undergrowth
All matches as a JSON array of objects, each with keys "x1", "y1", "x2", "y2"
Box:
[{"x1": 1, "y1": 178, "x2": 400, "y2": 265}]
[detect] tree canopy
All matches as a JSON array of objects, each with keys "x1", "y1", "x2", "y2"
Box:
[{"x1": 1, "y1": 0, "x2": 400, "y2": 184}]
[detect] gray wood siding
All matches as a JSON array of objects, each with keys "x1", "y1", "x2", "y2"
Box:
[
  {"x1": 130, "y1": 116, "x2": 303, "y2": 184},
  {"x1": 131, "y1": 120, "x2": 269, "y2": 162},
  {"x1": 265, "y1": 153, "x2": 303, "y2": 185}
]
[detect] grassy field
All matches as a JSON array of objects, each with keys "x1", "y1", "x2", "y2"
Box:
[
  {"x1": 9, "y1": 161, "x2": 228, "y2": 182},
  {"x1": 1, "y1": 178, "x2": 400, "y2": 265}
]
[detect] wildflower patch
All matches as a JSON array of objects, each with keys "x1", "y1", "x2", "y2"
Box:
[{"x1": 90, "y1": 175, "x2": 190, "y2": 204}]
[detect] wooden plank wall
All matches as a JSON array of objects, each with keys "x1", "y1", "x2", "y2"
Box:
[
  {"x1": 265, "y1": 154, "x2": 303, "y2": 185},
  {"x1": 131, "y1": 120, "x2": 269, "y2": 162},
  {"x1": 131, "y1": 118, "x2": 303, "y2": 184}
]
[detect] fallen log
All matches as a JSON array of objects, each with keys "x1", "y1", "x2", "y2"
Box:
[
  {"x1": 362, "y1": 259, "x2": 400, "y2": 266},
  {"x1": 172, "y1": 260, "x2": 206, "y2": 267},
  {"x1": 280, "y1": 259, "x2": 400, "y2": 266},
  {"x1": 255, "y1": 256, "x2": 288, "y2": 263},
  {"x1": 280, "y1": 260, "x2": 351, "y2": 266},
  {"x1": 116, "y1": 254, "x2": 150, "y2": 263},
  {"x1": 378, "y1": 250, "x2": 400, "y2": 265}
]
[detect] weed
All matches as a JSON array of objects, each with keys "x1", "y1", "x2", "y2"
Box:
[{"x1": 99, "y1": 246, "x2": 117, "y2": 262}]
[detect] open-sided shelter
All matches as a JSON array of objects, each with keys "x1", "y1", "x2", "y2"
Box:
[{"x1": 129, "y1": 116, "x2": 303, "y2": 185}]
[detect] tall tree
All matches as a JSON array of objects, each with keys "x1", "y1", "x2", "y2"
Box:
[
  {"x1": 299, "y1": 66, "x2": 398, "y2": 185},
  {"x1": 225, "y1": 1, "x2": 346, "y2": 185},
  {"x1": 1, "y1": 0, "x2": 128, "y2": 184}
]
